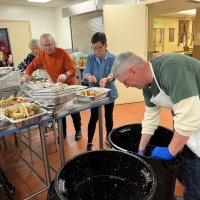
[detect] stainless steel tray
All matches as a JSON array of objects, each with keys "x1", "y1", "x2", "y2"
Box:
[
  {"x1": 0, "y1": 106, "x2": 48, "y2": 128},
  {"x1": 76, "y1": 87, "x2": 111, "y2": 101},
  {"x1": 0, "y1": 90, "x2": 21, "y2": 99},
  {"x1": 29, "y1": 91, "x2": 76, "y2": 106},
  {"x1": 25, "y1": 81, "x2": 55, "y2": 91},
  {"x1": 37, "y1": 100, "x2": 75, "y2": 114},
  {"x1": 0, "y1": 117, "x2": 12, "y2": 132},
  {"x1": 30, "y1": 85, "x2": 87, "y2": 96}
]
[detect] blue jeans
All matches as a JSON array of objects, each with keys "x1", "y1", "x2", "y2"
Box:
[{"x1": 180, "y1": 146, "x2": 200, "y2": 200}]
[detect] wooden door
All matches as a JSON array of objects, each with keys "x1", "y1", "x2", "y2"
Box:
[{"x1": 104, "y1": 5, "x2": 147, "y2": 104}]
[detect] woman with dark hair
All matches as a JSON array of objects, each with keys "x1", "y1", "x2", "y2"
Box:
[{"x1": 83, "y1": 32, "x2": 118, "y2": 151}]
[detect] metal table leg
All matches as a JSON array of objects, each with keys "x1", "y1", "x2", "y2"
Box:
[
  {"x1": 39, "y1": 124, "x2": 51, "y2": 188},
  {"x1": 27, "y1": 128, "x2": 33, "y2": 163},
  {"x1": 57, "y1": 118, "x2": 65, "y2": 165},
  {"x1": 16, "y1": 130, "x2": 22, "y2": 153},
  {"x1": 52, "y1": 118, "x2": 58, "y2": 152},
  {"x1": 98, "y1": 106, "x2": 104, "y2": 149}
]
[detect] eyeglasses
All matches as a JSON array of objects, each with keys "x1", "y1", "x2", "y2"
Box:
[
  {"x1": 41, "y1": 43, "x2": 54, "y2": 48},
  {"x1": 91, "y1": 46, "x2": 103, "y2": 52}
]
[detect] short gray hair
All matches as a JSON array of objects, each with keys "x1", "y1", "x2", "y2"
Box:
[
  {"x1": 112, "y1": 51, "x2": 145, "y2": 77},
  {"x1": 40, "y1": 33, "x2": 55, "y2": 45},
  {"x1": 29, "y1": 39, "x2": 40, "y2": 49}
]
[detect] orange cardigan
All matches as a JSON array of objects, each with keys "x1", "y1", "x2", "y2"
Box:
[{"x1": 25, "y1": 47, "x2": 77, "y2": 85}]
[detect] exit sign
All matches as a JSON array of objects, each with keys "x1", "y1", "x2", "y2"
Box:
[{"x1": 155, "y1": 20, "x2": 160, "y2": 25}]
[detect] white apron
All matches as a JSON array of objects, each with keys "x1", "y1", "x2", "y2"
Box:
[{"x1": 149, "y1": 63, "x2": 200, "y2": 157}]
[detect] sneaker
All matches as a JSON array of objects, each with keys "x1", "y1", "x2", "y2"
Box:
[
  {"x1": 87, "y1": 143, "x2": 94, "y2": 151},
  {"x1": 75, "y1": 130, "x2": 82, "y2": 141}
]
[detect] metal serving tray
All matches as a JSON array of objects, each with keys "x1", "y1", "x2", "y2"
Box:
[
  {"x1": 30, "y1": 85, "x2": 87, "y2": 96},
  {"x1": 25, "y1": 81, "x2": 55, "y2": 91},
  {"x1": 29, "y1": 91, "x2": 76, "y2": 106},
  {"x1": 0, "y1": 90, "x2": 20, "y2": 99},
  {"x1": 0, "y1": 117, "x2": 12, "y2": 132},
  {"x1": 0, "y1": 105, "x2": 48, "y2": 128},
  {"x1": 37, "y1": 100, "x2": 75, "y2": 114},
  {"x1": 76, "y1": 87, "x2": 111, "y2": 101}
]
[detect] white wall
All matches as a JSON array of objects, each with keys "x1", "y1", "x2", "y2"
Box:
[
  {"x1": 53, "y1": 5, "x2": 72, "y2": 49},
  {"x1": 0, "y1": 0, "x2": 141, "y2": 51},
  {"x1": 0, "y1": 4, "x2": 56, "y2": 40}
]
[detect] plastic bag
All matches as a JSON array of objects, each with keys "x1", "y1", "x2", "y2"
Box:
[{"x1": 0, "y1": 71, "x2": 21, "y2": 90}]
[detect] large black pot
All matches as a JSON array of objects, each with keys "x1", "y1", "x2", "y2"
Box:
[
  {"x1": 48, "y1": 149, "x2": 157, "y2": 200},
  {"x1": 108, "y1": 123, "x2": 183, "y2": 200}
]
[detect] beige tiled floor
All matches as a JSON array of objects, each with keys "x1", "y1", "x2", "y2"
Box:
[{"x1": 0, "y1": 102, "x2": 184, "y2": 199}]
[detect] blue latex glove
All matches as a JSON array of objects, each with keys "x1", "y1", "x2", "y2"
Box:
[
  {"x1": 151, "y1": 147, "x2": 176, "y2": 160},
  {"x1": 137, "y1": 149, "x2": 146, "y2": 156}
]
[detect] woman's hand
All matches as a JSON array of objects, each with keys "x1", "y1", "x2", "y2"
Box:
[
  {"x1": 99, "y1": 78, "x2": 108, "y2": 88},
  {"x1": 87, "y1": 75, "x2": 97, "y2": 83}
]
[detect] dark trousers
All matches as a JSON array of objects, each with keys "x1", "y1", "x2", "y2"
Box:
[
  {"x1": 180, "y1": 146, "x2": 200, "y2": 200},
  {"x1": 62, "y1": 112, "x2": 81, "y2": 137},
  {"x1": 87, "y1": 102, "x2": 114, "y2": 143}
]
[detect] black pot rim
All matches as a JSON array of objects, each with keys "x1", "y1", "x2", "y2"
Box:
[
  {"x1": 54, "y1": 149, "x2": 157, "y2": 200},
  {"x1": 107, "y1": 123, "x2": 174, "y2": 160}
]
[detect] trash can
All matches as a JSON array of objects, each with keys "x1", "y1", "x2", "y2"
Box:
[
  {"x1": 108, "y1": 123, "x2": 183, "y2": 200},
  {"x1": 49, "y1": 150, "x2": 157, "y2": 200}
]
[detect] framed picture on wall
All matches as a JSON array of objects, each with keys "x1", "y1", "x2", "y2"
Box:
[
  {"x1": 0, "y1": 28, "x2": 13, "y2": 67},
  {"x1": 169, "y1": 28, "x2": 175, "y2": 42},
  {"x1": 154, "y1": 28, "x2": 164, "y2": 46}
]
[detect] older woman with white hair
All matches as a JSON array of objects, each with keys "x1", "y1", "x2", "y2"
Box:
[
  {"x1": 17, "y1": 39, "x2": 40, "y2": 72},
  {"x1": 17, "y1": 39, "x2": 49, "y2": 79}
]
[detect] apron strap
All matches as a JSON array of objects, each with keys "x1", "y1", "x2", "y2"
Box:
[{"x1": 149, "y1": 62, "x2": 164, "y2": 92}]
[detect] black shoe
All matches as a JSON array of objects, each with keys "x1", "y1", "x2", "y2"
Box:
[
  {"x1": 75, "y1": 130, "x2": 82, "y2": 141},
  {"x1": 86, "y1": 143, "x2": 94, "y2": 151}
]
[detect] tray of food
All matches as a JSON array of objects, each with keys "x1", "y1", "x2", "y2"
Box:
[
  {"x1": 0, "y1": 96, "x2": 33, "y2": 109},
  {"x1": 76, "y1": 87, "x2": 111, "y2": 101},
  {"x1": 25, "y1": 80, "x2": 55, "y2": 91},
  {"x1": 0, "y1": 103, "x2": 48, "y2": 128},
  {"x1": 29, "y1": 83, "x2": 87, "y2": 95}
]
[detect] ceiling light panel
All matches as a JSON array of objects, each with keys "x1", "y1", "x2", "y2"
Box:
[{"x1": 27, "y1": 0, "x2": 51, "y2": 3}]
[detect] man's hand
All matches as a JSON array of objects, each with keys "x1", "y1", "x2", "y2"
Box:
[
  {"x1": 99, "y1": 78, "x2": 108, "y2": 88},
  {"x1": 87, "y1": 75, "x2": 97, "y2": 83},
  {"x1": 57, "y1": 74, "x2": 68, "y2": 83},
  {"x1": 151, "y1": 147, "x2": 176, "y2": 160},
  {"x1": 137, "y1": 149, "x2": 146, "y2": 156},
  {"x1": 22, "y1": 74, "x2": 31, "y2": 82}
]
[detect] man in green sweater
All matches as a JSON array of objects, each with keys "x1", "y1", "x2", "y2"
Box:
[{"x1": 112, "y1": 52, "x2": 200, "y2": 200}]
